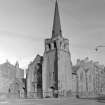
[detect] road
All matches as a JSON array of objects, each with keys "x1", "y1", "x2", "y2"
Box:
[{"x1": 0, "y1": 97, "x2": 105, "y2": 105}]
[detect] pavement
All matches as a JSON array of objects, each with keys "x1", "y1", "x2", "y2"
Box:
[{"x1": 0, "y1": 97, "x2": 105, "y2": 105}]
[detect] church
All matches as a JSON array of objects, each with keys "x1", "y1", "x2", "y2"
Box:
[
  {"x1": 26, "y1": 0, "x2": 72, "y2": 98},
  {"x1": 42, "y1": 0, "x2": 72, "y2": 97}
]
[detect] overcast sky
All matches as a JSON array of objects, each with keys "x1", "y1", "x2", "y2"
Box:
[{"x1": 0, "y1": 0, "x2": 105, "y2": 69}]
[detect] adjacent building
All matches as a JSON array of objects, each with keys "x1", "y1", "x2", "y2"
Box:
[
  {"x1": 72, "y1": 57, "x2": 105, "y2": 98},
  {"x1": 0, "y1": 60, "x2": 25, "y2": 98}
]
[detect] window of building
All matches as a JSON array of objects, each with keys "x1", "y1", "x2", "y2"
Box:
[
  {"x1": 60, "y1": 42, "x2": 62, "y2": 47},
  {"x1": 80, "y1": 72, "x2": 83, "y2": 81},
  {"x1": 48, "y1": 44, "x2": 51, "y2": 49},
  {"x1": 54, "y1": 42, "x2": 57, "y2": 48},
  {"x1": 64, "y1": 44, "x2": 66, "y2": 49}
]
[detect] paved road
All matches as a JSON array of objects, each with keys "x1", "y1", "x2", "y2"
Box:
[{"x1": 0, "y1": 97, "x2": 105, "y2": 105}]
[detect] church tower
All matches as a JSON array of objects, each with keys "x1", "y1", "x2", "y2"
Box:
[{"x1": 42, "y1": 0, "x2": 72, "y2": 97}]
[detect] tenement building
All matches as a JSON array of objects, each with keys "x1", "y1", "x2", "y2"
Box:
[
  {"x1": 0, "y1": 61, "x2": 25, "y2": 98},
  {"x1": 42, "y1": 0, "x2": 72, "y2": 97},
  {"x1": 72, "y1": 57, "x2": 105, "y2": 98}
]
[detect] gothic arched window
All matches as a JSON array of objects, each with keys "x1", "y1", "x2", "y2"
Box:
[
  {"x1": 64, "y1": 44, "x2": 66, "y2": 49},
  {"x1": 54, "y1": 41, "x2": 57, "y2": 49},
  {"x1": 80, "y1": 72, "x2": 83, "y2": 81},
  {"x1": 48, "y1": 44, "x2": 51, "y2": 50}
]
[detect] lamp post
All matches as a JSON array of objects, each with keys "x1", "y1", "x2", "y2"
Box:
[
  {"x1": 95, "y1": 45, "x2": 105, "y2": 97},
  {"x1": 72, "y1": 66, "x2": 80, "y2": 98},
  {"x1": 76, "y1": 73, "x2": 79, "y2": 98}
]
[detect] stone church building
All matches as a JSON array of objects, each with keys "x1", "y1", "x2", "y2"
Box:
[
  {"x1": 42, "y1": 0, "x2": 72, "y2": 97},
  {"x1": 26, "y1": 55, "x2": 43, "y2": 98},
  {"x1": 26, "y1": 0, "x2": 72, "y2": 98}
]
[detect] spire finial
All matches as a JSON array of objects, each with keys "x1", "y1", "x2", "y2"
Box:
[{"x1": 52, "y1": 0, "x2": 62, "y2": 38}]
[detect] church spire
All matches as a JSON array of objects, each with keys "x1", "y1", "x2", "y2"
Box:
[{"x1": 52, "y1": 0, "x2": 62, "y2": 38}]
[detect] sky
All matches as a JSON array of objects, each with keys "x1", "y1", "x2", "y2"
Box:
[{"x1": 0, "y1": 0, "x2": 105, "y2": 69}]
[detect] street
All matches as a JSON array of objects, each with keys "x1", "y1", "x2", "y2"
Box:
[{"x1": 0, "y1": 97, "x2": 105, "y2": 105}]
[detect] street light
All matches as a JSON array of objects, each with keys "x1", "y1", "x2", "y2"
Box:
[
  {"x1": 72, "y1": 66, "x2": 80, "y2": 98},
  {"x1": 94, "y1": 46, "x2": 105, "y2": 97}
]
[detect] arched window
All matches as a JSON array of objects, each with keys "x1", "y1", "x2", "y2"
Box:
[
  {"x1": 48, "y1": 44, "x2": 51, "y2": 49},
  {"x1": 54, "y1": 42, "x2": 57, "y2": 48},
  {"x1": 46, "y1": 45, "x2": 49, "y2": 51},
  {"x1": 60, "y1": 42, "x2": 62, "y2": 47},
  {"x1": 8, "y1": 88, "x2": 11, "y2": 93},
  {"x1": 64, "y1": 44, "x2": 66, "y2": 49},
  {"x1": 52, "y1": 30, "x2": 54, "y2": 34},
  {"x1": 80, "y1": 72, "x2": 83, "y2": 81},
  {"x1": 60, "y1": 42, "x2": 64, "y2": 49}
]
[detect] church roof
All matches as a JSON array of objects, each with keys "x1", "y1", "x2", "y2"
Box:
[{"x1": 52, "y1": 0, "x2": 62, "y2": 38}]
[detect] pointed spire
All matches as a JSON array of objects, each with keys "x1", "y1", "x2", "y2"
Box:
[{"x1": 52, "y1": 0, "x2": 62, "y2": 38}]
